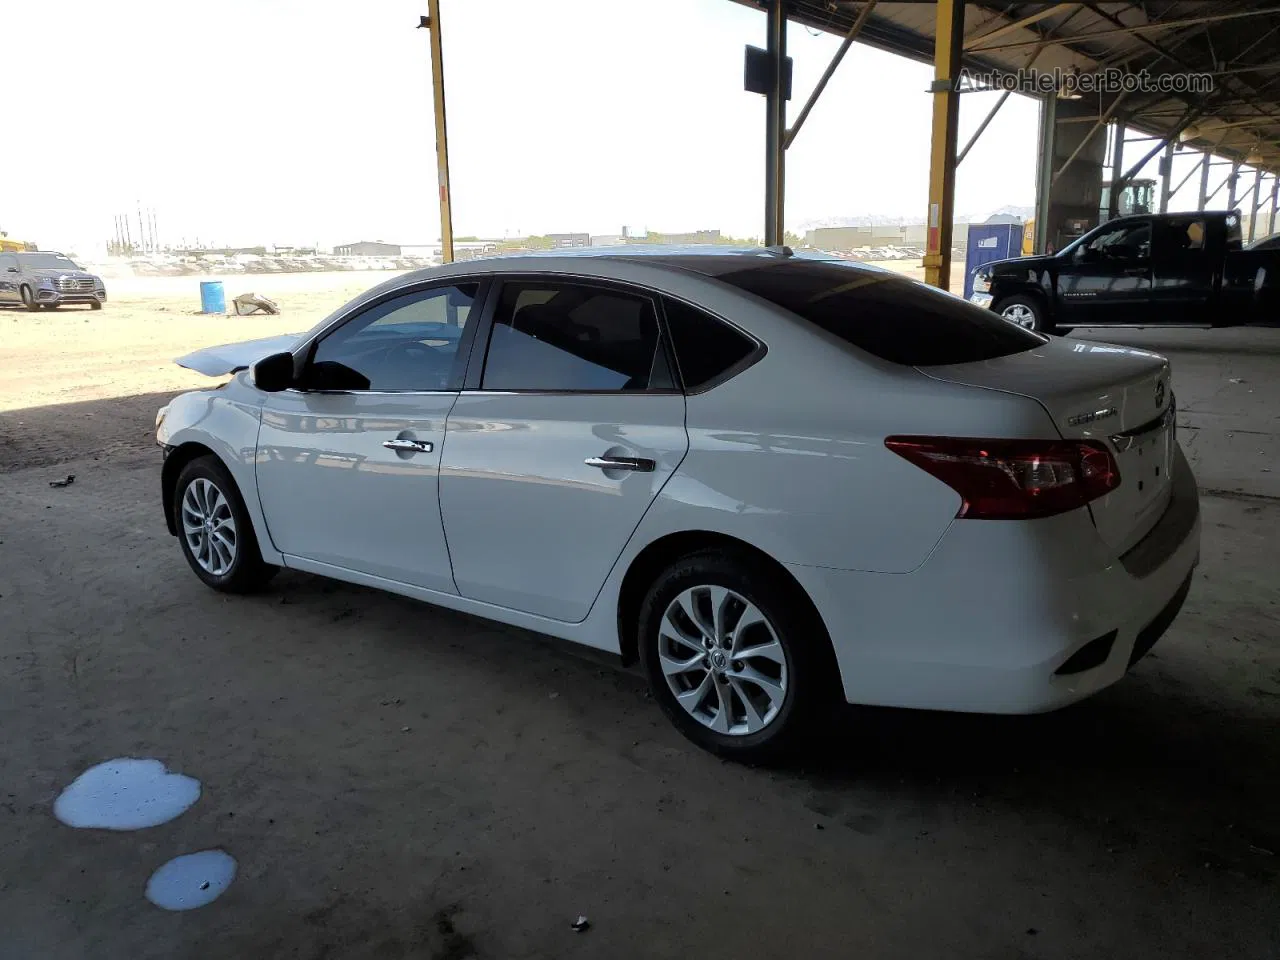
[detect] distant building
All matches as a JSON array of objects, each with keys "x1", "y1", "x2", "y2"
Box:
[
  {"x1": 547, "y1": 233, "x2": 590, "y2": 248},
  {"x1": 639, "y1": 229, "x2": 721, "y2": 245},
  {"x1": 590, "y1": 234, "x2": 628, "y2": 246},
  {"x1": 805, "y1": 226, "x2": 874, "y2": 250},
  {"x1": 334, "y1": 241, "x2": 401, "y2": 257}
]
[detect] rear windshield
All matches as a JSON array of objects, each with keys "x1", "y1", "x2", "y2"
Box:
[{"x1": 713, "y1": 261, "x2": 1043, "y2": 366}]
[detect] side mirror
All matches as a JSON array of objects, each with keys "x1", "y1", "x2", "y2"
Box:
[{"x1": 250, "y1": 351, "x2": 295, "y2": 392}]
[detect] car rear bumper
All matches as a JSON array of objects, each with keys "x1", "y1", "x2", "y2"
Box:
[{"x1": 786, "y1": 445, "x2": 1201, "y2": 714}]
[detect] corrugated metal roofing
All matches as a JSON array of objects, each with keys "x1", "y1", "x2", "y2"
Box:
[{"x1": 735, "y1": 1, "x2": 1280, "y2": 171}]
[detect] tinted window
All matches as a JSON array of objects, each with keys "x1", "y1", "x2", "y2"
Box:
[
  {"x1": 663, "y1": 297, "x2": 756, "y2": 389},
  {"x1": 713, "y1": 261, "x2": 1043, "y2": 366},
  {"x1": 0, "y1": 255, "x2": 15, "y2": 271},
  {"x1": 1082, "y1": 220, "x2": 1151, "y2": 262},
  {"x1": 16, "y1": 253, "x2": 80, "y2": 270},
  {"x1": 481, "y1": 281, "x2": 670, "y2": 391},
  {"x1": 1152, "y1": 218, "x2": 1205, "y2": 256},
  {"x1": 306, "y1": 283, "x2": 477, "y2": 391}
]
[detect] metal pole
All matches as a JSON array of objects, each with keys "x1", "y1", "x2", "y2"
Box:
[
  {"x1": 1197, "y1": 149, "x2": 1211, "y2": 210},
  {"x1": 784, "y1": 0, "x2": 875, "y2": 149},
  {"x1": 1227, "y1": 160, "x2": 1241, "y2": 209},
  {"x1": 1249, "y1": 168, "x2": 1263, "y2": 241},
  {"x1": 959, "y1": 41, "x2": 1046, "y2": 166},
  {"x1": 1167, "y1": 152, "x2": 1203, "y2": 202},
  {"x1": 923, "y1": 0, "x2": 964, "y2": 288},
  {"x1": 764, "y1": 0, "x2": 786, "y2": 246},
  {"x1": 1034, "y1": 94, "x2": 1057, "y2": 253},
  {"x1": 424, "y1": 0, "x2": 454, "y2": 263},
  {"x1": 1270, "y1": 179, "x2": 1279, "y2": 236},
  {"x1": 1158, "y1": 140, "x2": 1174, "y2": 213},
  {"x1": 1107, "y1": 120, "x2": 1124, "y2": 219}
]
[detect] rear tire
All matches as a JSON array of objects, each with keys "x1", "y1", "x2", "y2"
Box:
[
  {"x1": 89, "y1": 301, "x2": 102, "y2": 310},
  {"x1": 638, "y1": 549, "x2": 837, "y2": 764},
  {"x1": 20, "y1": 286, "x2": 39, "y2": 312},
  {"x1": 995, "y1": 294, "x2": 1055, "y2": 334},
  {"x1": 173, "y1": 455, "x2": 277, "y2": 594}
]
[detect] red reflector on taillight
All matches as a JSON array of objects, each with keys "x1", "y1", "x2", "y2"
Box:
[{"x1": 884, "y1": 436, "x2": 1121, "y2": 520}]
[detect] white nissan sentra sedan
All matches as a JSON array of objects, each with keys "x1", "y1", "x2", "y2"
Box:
[{"x1": 156, "y1": 250, "x2": 1200, "y2": 761}]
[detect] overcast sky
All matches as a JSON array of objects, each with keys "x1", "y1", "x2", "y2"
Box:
[{"x1": 6, "y1": 0, "x2": 1054, "y2": 255}]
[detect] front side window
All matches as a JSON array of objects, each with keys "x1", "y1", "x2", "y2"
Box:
[
  {"x1": 481, "y1": 281, "x2": 671, "y2": 391},
  {"x1": 0, "y1": 255, "x2": 16, "y2": 272},
  {"x1": 1081, "y1": 221, "x2": 1151, "y2": 262},
  {"x1": 305, "y1": 283, "x2": 478, "y2": 392}
]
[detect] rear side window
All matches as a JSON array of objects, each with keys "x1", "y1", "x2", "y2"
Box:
[
  {"x1": 481, "y1": 281, "x2": 673, "y2": 391},
  {"x1": 714, "y1": 261, "x2": 1043, "y2": 366},
  {"x1": 662, "y1": 297, "x2": 757, "y2": 390}
]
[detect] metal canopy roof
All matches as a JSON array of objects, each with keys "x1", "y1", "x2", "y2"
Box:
[{"x1": 736, "y1": 1, "x2": 1280, "y2": 171}]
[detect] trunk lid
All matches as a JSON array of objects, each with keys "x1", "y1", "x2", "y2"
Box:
[{"x1": 920, "y1": 337, "x2": 1175, "y2": 554}]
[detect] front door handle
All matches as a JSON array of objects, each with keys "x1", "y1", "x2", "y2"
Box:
[
  {"x1": 585, "y1": 455, "x2": 655, "y2": 473},
  {"x1": 383, "y1": 438, "x2": 433, "y2": 454}
]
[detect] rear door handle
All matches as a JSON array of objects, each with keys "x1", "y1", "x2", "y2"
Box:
[
  {"x1": 383, "y1": 438, "x2": 433, "y2": 454},
  {"x1": 585, "y1": 455, "x2": 655, "y2": 473}
]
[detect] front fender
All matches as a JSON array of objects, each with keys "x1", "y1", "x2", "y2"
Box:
[{"x1": 158, "y1": 380, "x2": 280, "y2": 564}]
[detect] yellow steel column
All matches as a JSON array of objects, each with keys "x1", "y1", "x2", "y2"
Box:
[
  {"x1": 424, "y1": 0, "x2": 454, "y2": 263},
  {"x1": 923, "y1": 0, "x2": 965, "y2": 290}
]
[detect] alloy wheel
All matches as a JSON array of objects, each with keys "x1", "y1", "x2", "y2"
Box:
[
  {"x1": 1001, "y1": 303, "x2": 1037, "y2": 329},
  {"x1": 658, "y1": 585, "x2": 788, "y2": 736},
  {"x1": 181, "y1": 478, "x2": 237, "y2": 576}
]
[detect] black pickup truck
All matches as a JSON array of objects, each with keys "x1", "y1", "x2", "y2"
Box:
[{"x1": 970, "y1": 210, "x2": 1279, "y2": 333}]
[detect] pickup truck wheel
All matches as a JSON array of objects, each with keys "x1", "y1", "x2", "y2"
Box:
[
  {"x1": 20, "y1": 286, "x2": 40, "y2": 312},
  {"x1": 995, "y1": 295, "x2": 1054, "y2": 334}
]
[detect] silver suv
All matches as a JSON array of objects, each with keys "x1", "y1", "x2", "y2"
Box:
[{"x1": 0, "y1": 251, "x2": 107, "y2": 311}]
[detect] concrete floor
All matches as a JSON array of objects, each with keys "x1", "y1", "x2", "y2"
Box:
[{"x1": 1, "y1": 327, "x2": 1277, "y2": 960}]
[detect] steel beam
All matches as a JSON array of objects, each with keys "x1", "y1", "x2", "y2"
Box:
[
  {"x1": 972, "y1": 8, "x2": 1280, "y2": 54},
  {"x1": 1159, "y1": 140, "x2": 1174, "y2": 213},
  {"x1": 963, "y1": 2, "x2": 1076, "y2": 51},
  {"x1": 923, "y1": 0, "x2": 964, "y2": 289},
  {"x1": 958, "y1": 41, "x2": 1046, "y2": 166},
  {"x1": 1269, "y1": 180, "x2": 1279, "y2": 236},
  {"x1": 784, "y1": 0, "x2": 876, "y2": 149},
  {"x1": 1034, "y1": 93, "x2": 1056, "y2": 253},
  {"x1": 1107, "y1": 119, "x2": 1125, "y2": 220},
  {"x1": 424, "y1": 0, "x2": 454, "y2": 263},
  {"x1": 1055, "y1": 91, "x2": 1127, "y2": 180},
  {"x1": 1249, "y1": 169, "x2": 1263, "y2": 242},
  {"x1": 1197, "y1": 149, "x2": 1211, "y2": 211},
  {"x1": 764, "y1": 0, "x2": 787, "y2": 246},
  {"x1": 1228, "y1": 160, "x2": 1241, "y2": 209}
]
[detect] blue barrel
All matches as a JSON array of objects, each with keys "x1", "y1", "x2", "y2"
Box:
[{"x1": 199, "y1": 281, "x2": 226, "y2": 314}]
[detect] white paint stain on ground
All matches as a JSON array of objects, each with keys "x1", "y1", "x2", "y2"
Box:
[
  {"x1": 145, "y1": 849, "x2": 237, "y2": 911},
  {"x1": 53, "y1": 758, "x2": 201, "y2": 830}
]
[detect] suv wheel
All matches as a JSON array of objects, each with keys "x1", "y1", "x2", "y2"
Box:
[
  {"x1": 20, "y1": 286, "x2": 39, "y2": 312},
  {"x1": 173, "y1": 456, "x2": 277, "y2": 593},
  {"x1": 638, "y1": 549, "x2": 836, "y2": 763}
]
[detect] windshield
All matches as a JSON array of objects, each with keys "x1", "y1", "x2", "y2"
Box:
[
  {"x1": 710, "y1": 261, "x2": 1045, "y2": 366},
  {"x1": 17, "y1": 253, "x2": 81, "y2": 270}
]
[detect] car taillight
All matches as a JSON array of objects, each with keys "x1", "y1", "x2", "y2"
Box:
[{"x1": 884, "y1": 436, "x2": 1120, "y2": 520}]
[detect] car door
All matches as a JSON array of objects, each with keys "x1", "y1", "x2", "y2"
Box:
[
  {"x1": 438, "y1": 277, "x2": 689, "y2": 622},
  {"x1": 1150, "y1": 215, "x2": 1214, "y2": 324},
  {"x1": 254, "y1": 280, "x2": 484, "y2": 592},
  {"x1": 0, "y1": 254, "x2": 17, "y2": 302},
  {"x1": 1055, "y1": 218, "x2": 1153, "y2": 325}
]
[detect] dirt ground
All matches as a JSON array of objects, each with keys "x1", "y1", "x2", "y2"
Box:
[{"x1": 0, "y1": 273, "x2": 1277, "y2": 960}]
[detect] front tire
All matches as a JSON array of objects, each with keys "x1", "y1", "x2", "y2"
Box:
[
  {"x1": 173, "y1": 455, "x2": 277, "y2": 593},
  {"x1": 20, "y1": 286, "x2": 39, "y2": 312},
  {"x1": 89, "y1": 300, "x2": 103, "y2": 310},
  {"x1": 995, "y1": 294, "x2": 1055, "y2": 334},
  {"x1": 638, "y1": 550, "x2": 836, "y2": 763}
]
